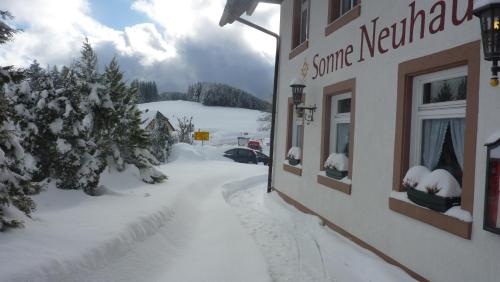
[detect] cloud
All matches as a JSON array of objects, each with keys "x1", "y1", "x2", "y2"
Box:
[{"x1": 0, "y1": 0, "x2": 279, "y2": 99}]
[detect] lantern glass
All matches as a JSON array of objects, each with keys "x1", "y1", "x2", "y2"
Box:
[
  {"x1": 291, "y1": 84, "x2": 305, "y2": 105},
  {"x1": 485, "y1": 140, "x2": 500, "y2": 235},
  {"x1": 478, "y1": 7, "x2": 500, "y2": 61}
]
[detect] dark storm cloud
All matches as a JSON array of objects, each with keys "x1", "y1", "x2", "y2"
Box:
[{"x1": 94, "y1": 24, "x2": 275, "y2": 100}]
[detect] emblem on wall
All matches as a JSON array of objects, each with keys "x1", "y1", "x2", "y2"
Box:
[{"x1": 301, "y1": 58, "x2": 309, "y2": 80}]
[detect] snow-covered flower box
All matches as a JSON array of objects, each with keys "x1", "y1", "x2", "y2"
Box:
[
  {"x1": 403, "y1": 167, "x2": 461, "y2": 212},
  {"x1": 287, "y1": 147, "x2": 301, "y2": 166},
  {"x1": 324, "y1": 153, "x2": 348, "y2": 180}
]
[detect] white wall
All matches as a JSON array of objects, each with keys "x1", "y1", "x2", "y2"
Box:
[{"x1": 273, "y1": 0, "x2": 500, "y2": 281}]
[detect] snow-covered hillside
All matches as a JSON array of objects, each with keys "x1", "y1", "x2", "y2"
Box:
[{"x1": 139, "y1": 100, "x2": 269, "y2": 146}]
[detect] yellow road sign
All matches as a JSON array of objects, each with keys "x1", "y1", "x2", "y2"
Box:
[{"x1": 194, "y1": 131, "x2": 209, "y2": 141}]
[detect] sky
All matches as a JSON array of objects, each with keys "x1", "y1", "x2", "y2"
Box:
[{"x1": 0, "y1": 0, "x2": 280, "y2": 99}]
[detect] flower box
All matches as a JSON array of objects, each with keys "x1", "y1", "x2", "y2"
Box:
[
  {"x1": 288, "y1": 157, "x2": 300, "y2": 166},
  {"x1": 325, "y1": 167, "x2": 348, "y2": 180},
  {"x1": 407, "y1": 187, "x2": 461, "y2": 213}
]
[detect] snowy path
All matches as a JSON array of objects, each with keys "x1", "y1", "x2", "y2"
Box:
[
  {"x1": 73, "y1": 162, "x2": 273, "y2": 282},
  {"x1": 224, "y1": 178, "x2": 416, "y2": 282},
  {"x1": 1, "y1": 145, "x2": 414, "y2": 282}
]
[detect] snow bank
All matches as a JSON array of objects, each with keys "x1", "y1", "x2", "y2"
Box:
[
  {"x1": 324, "y1": 153, "x2": 348, "y2": 171},
  {"x1": 168, "y1": 143, "x2": 233, "y2": 163},
  {"x1": 403, "y1": 166, "x2": 431, "y2": 187},
  {"x1": 416, "y1": 169, "x2": 461, "y2": 197}
]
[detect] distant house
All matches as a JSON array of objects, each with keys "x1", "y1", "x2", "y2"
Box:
[{"x1": 144, "y1": 111, "x2": 175, "y2": 133}]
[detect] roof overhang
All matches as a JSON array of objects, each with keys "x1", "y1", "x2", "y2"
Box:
[{"x1": 219, "y1": 0, "x2": 282, "y2": 27}]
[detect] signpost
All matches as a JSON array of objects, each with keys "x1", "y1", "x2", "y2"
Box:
[{"x1": 194, "y1": 131, "x2": 209, "y2": 146}]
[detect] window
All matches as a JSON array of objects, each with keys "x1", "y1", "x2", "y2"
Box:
[
  {"x1": 325, "y1": 0, "x2": 361, "y2": 36},
  {"x1": 340, "y1": 0, "x2": 358, "y2": 15},
  {"x1": 318, "y1": 79, "x2": 356, "y2": 194},
  {"x1": 410, "y1": 67, "x2": 467, "y2": 184},
  {"x1": 284, "y1": 98, "x2": 304, "y2": 176},
  {"x1": 290, "y1": 0, "x2": 310, "y2": 59},
  {"x1": 331, "y1": 94, "x2": 351, "y2": 158},
  {"x1": 391, "y1": 42, "x2": 480, "y2": 239},
  {"x1": 299, "y1": 0, "x2": 309, "y2": 44},
  {"x1": 292, "y1": 106, "x2": 303, "y2": 148}
]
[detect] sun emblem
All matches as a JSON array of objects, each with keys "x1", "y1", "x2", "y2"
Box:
[{"x1": 301, "y1": 58, "x2": 309, "y2": 80}]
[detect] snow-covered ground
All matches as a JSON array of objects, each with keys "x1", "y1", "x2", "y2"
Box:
[
  {"x1": 0, "y1": 144, "x2": 414, "y2": 282},
  {"x1": 139, "y1": 100, "x2": 269, "y2": 146}
]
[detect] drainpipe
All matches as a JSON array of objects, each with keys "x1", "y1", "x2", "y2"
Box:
[{"x1": 233, "y1": 17, "x2": 279, "y2": 193}]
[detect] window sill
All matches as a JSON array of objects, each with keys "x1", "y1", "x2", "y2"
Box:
[
  {"x1": 283, "y1": 163, "x2": 302, "y2": 176},
  {"x1": 289, "y1": 40, "x2": 309, "y2": 60},
  {"x1": 317, "y1": 173, "x2": 351, "y2": 195},
  {"x1": 325, "y1": 5, "x2": 361, "y2": 37},
  {"x1": 389, "y1": 197, "x2": 472, "y2": 239}
]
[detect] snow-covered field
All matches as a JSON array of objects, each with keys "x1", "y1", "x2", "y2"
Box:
[
  {"x1": 0, "y1": 144, "x2": 414, "y2": 282},
  {"x1": 139, "y1": 100, "x2": 269, "y2": 146}
]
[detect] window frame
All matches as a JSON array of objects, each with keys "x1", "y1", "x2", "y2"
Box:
[
  {"x1": 318, "y1": 78, "x2": 356, "y2": 195},
  {"x1": 290, "y1": 0, "x2": 310, "y2": 59},
  {"x1": 409, "y1": 66, "x2": 468, "y2": 169},
  {"x1": 331, "y1": 93, "x2": 351, "y2": 156},
  {"x1": 390, "y1": 42, "x2": 480, "y2": 239},
  {"x1": 284, "y1": 97, "x2": 304, "y2": 176},
  {"x1": 325, "y1": 0, "x2": 361, "y2": 36}
]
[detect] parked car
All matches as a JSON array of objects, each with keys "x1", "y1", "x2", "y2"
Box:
[
  {"x1": 247, "y1": 140, "x2": 262, "y2": 152},
  {"x1": 223, "y1": 148, "x2": 269, "y2": 165},
  {"x1": 255, "y1": 151, "x2": 270, "y2": 165}
]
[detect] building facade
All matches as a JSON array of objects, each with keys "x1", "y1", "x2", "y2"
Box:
[{"x1": 271, "y1": 0, "x2": 500, "y2": 281}]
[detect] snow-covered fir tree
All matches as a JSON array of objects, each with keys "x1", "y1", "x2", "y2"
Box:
[
  {"x1": 123, "y1": 83, "x2": 166, "y2": 183},
  {"x1": 0, "y1": 10, "x2": 37, "y2": 230},
  {"x1": 73, "y1": 38, "x2": 114, "y2": 195},
  {"x1": 102, "y1": 58, "x2": 166, "y2": 183},
  {"x1": 50, "y1": 66, "x2": 91, "y2": 192}
]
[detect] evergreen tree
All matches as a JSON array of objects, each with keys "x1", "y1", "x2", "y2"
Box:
[
  {"x1": 435, "y1": 82, "x2": 453, "y2": 102},
  {"x1": 103, "y1": 58, "x2": 166, "y2": 183},
  {"x1": 0, "y1": 10, "x2": 36, "y2": 230},
  {"x1": 51, "y1": 66, "x2": 89, "y2": 192},
  {"x1": 457, "y1": 78, "x2": 467, "y2": 100},
  {"x1": 73, "y1": 39, "x2": 114, "y2": 195}
]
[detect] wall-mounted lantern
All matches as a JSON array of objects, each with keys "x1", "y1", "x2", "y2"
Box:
[
  {"x1": 484, "y1": 135, "x2": 500, "y2": 235},
  {"x1": 473, "y1": 0, "x2": 500, "y2": 87},
  {"x1": 290, "y1": 78, "x2": 317, "y2": 124}
]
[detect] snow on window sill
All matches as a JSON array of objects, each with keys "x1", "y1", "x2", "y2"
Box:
[
  {"x1": 389, "y1": 193, "x2": 472, "y2": 239},
  {"x1": 317, "y1": 171, "x2": 351, "y2": 195},
  {"x1": 389, "y1": 192, "x2": 472, "y2": 222}
]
